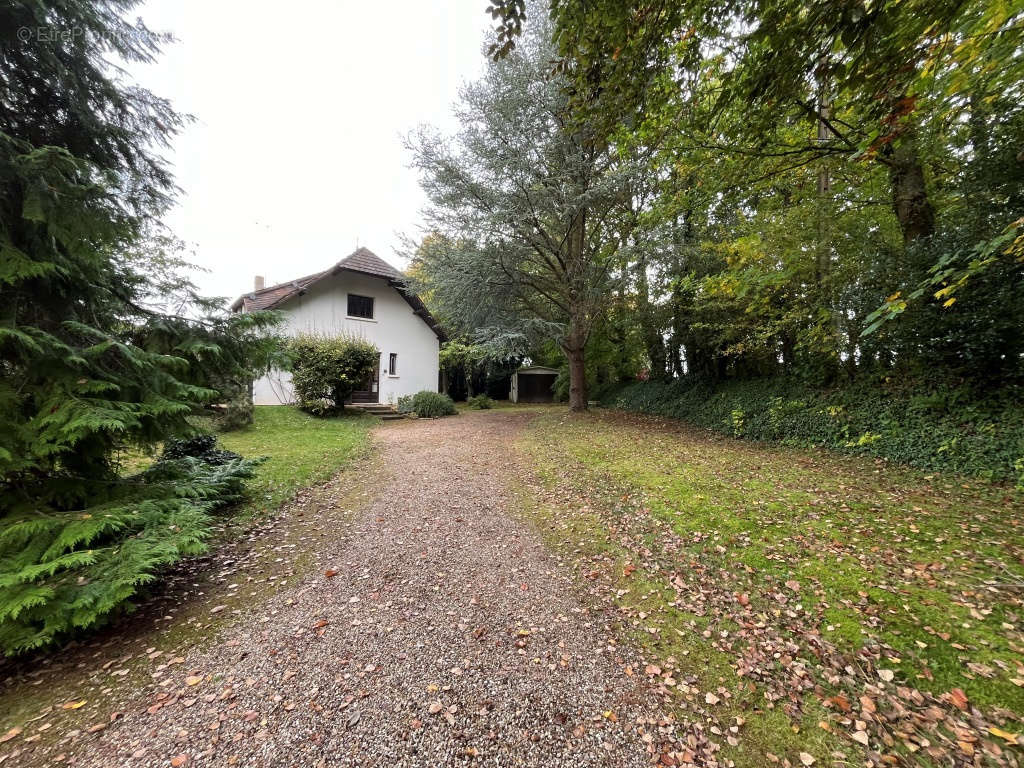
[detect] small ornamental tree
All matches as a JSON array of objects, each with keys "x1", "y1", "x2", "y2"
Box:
[{"x1": 287, "y1": 335, "x2": 380, "y2": 416}]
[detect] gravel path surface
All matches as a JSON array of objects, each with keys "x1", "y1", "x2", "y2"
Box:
[{"x1": 68, "y1": 410, "x2": 672, "y2": 767}]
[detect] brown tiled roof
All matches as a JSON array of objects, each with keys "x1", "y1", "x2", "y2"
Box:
[
  {"x1": 335, "y1": 247, "x2": 403, "y2": 280},
  {"x1": 230, "y1": 248, "x2": 446, "y2": 341},
  {"x1": 229, "y1": 269, "x2": 328, "y2": 312}
]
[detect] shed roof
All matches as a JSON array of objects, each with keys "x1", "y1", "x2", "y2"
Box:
[
  {"x1": 516, "y1": 365, "x2": 560, "y2": 374},
  {"x1": 230, "y1": 248, "x2": 445, "y2": 341}
]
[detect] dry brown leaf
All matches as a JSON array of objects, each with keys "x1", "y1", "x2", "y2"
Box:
[{"x1": 950, "y1": 688, "x2": 968, "y2": 711}]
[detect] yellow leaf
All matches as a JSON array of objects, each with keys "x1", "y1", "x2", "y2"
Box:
[
  {"x1": 989, "y1": 726, "x2": 1019, "y2": 744},
  {"x1": 61, "y1": 700, "x2": 87, "y2": 710},
  {"x1": 942, "y1": 297, "x2": 956, "y2": 308}
]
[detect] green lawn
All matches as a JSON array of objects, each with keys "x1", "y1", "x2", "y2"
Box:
[
  {"x1": 219, "y1": 406, "x2": 374, "y2": 515},
  {"x1": 519, "y1": 409, "x2": 1023, "y2": 766}
]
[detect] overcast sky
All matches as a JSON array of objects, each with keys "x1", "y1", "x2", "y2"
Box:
[{"x1": 129, "y1": 1, "x2": 491, "y2": 303}]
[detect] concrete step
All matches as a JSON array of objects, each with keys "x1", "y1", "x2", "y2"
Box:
[{"x1": 380, "y1": 413, "x2": 407, "y2": 421}]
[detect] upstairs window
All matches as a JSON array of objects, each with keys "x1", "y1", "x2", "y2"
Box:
[
  {"x1": 347, "y1": 293, "x2": 374, "y2": 319},
  {"x1": 388, "y1": 353, "x2": 398, "y2": 375}
]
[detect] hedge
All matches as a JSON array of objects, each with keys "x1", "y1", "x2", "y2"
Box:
[{"x1": 603, "y1": 377, "x2": 1024, "y2": 485}]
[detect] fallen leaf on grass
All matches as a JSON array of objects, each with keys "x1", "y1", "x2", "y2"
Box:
[
  {"x1": 61, "y1": 700, "x2": 87, "y2": 710},
  {"x1": 799, "y1": 752, "x2": 815, "y2": 766},
  {"x1": 988, "y1": 726, "x2": 1020, "y2": 745},
  {"x1": 0, "y1": 727, "x2": 21, "y2": 743},
  {"x1": 950, "y1": 688, "x2": 968, "y2": 711},
  {"x1": 184, "y1": 675, "x2": 203, "y2": 686},
  {"x1": 828, "y1": 694, "x2": 851, "y2": 713}
]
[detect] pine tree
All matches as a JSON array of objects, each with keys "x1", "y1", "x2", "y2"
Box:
[{"x1": 0, "y1": 1, "x2": 279, "y2": 653}]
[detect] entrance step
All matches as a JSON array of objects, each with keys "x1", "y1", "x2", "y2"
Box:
[{"x1": 349, "y1": 403, "x2": 400, "y2": 416}]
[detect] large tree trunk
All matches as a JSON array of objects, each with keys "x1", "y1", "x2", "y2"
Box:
[
  {"x1": 565, "y1": 334, "x2": 588, "y2": 412},
  {"x1": 887, "y1": 131, "x2": 935, "y2": 245},
  {"x1": 563, "y1": 306, "x2": 589, "y2": 411},
  {"x1": 563, "y1": 207, "x2": 589, "y2": 412}
]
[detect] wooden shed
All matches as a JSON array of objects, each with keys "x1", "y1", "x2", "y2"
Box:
[{"x1": 509, "y1": 366, "x2": 559, "y2": 403}]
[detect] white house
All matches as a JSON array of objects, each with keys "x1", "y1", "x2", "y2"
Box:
[{"x1": 231, "y1": 248, "x2": 444, "y2": 406}]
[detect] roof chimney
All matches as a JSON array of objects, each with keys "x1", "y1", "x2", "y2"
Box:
[{"x1": 254, "y1": 275, "x2": 265, "y2": 291}]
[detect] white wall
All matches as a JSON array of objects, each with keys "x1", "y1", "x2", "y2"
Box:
[{"x1": 251, "y1": 271, "x2": 440, "y2": 405}]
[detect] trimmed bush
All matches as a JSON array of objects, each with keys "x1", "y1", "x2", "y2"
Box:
[
  {"x1": 467, "y1": 394, "x2": 495, "y2": 410},
  {"x1": 410, "y1": 391, "x2": 457, "y2": 418},
  {"x1": 603, "y1": 377, "x2": 1024, "y2": 484},
  {"x1": 287, "y1": 335, "x2": 379, "y2": 416},
  {"x1": 396, "y1": 395, "x2": 415, "y2": 414}
]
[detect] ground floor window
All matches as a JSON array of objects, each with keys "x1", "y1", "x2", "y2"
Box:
[{"x1": 388, "y1": 353, "x2": 398, "y2": 375}]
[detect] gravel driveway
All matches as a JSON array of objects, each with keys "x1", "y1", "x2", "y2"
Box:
[{"x1": 62, "y1": 410, "x2": 673, "y2": 767}]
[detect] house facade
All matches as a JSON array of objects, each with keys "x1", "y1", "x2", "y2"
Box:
[{"x1": 232, "y1": 248, "x2": 444, "y2": 406}]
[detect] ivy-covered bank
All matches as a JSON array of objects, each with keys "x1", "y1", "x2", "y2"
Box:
[{"x1": 603, "y1": 377, "x2": 1024, "y2": 485}]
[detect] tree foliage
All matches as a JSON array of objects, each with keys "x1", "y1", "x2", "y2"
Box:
[
  {"x1": 407, "y1": 12, "x2": 648, "y2": 410},
  {"x1": 478, "y1": 0, "x2": 1024, "y2": 389},
  {"x1": 0, "y1": 0, "x2": 281, "y2": 653}
]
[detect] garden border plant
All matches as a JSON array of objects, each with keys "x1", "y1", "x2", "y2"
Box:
[{"x1": 399, "y1": 390, "x2": 457, "y2": 418}]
